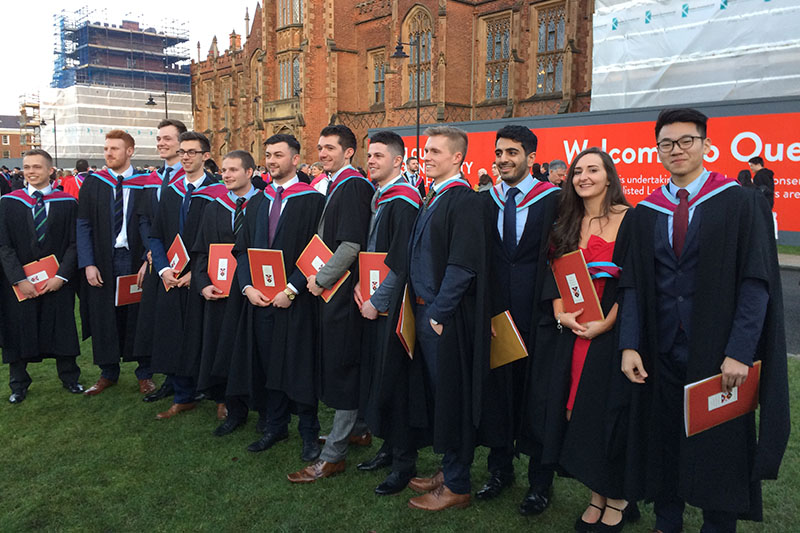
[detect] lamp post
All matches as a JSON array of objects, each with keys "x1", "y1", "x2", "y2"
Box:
[
  {"x1": 391, "y1": 37, "x2": 422, "y2": 163},
  {"x1": 145, "y1": 89, "x2": 169, "y2": 118},
  {"x1": 40, "y1": 116, "x2": 58, "y2": 167}
]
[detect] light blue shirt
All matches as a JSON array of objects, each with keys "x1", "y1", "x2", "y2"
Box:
[
  {"x1": 157, "y1": 162, "x2": 182, "y2": 201},
  {"x1": 227, "y1": 186, "x2": 258, "y2": 228},
  {"x1": 27, "y1": 184, "x2": 53, "y2": 215},
  {"x1": 666, "y1": 169, "x2": 709, "y2": 245},
  {"x1": 496, "y1": 174, "x2": 536, "y2": 246}
]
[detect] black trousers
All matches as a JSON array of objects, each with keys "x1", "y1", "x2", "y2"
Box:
[{"x1": 9, "y1": 357, "x2": 80, "y2": 393}]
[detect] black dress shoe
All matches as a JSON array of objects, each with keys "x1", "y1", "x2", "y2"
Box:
[
  {"x1": 142, "y1": 383, "x2": 174, "y2": 403},
  {"x1": 475, "y1": 472, "x2": 515, "y2": 500},
  {"x1": 519, "y1": 487, "x2": 552, "y2": 516},
  {"x1": 63, "y1": 383, "x2": 85, "y2": 394},
  {"x1": 8, "y1": 391, "x2": 26, "y2": 404},
  {"x1": 247, "y1": 431, "x2": 288, "y2": 452},
  {"x1": 213, "y1": 418, "x2": 245, "y2": 437},
  {"x1": 595, "y1": 502, "x2": 640, "y2": 532},
  {"x1": 301, "y1": 438, "x2": 321, "y2": 462},
  {"x1": 575, "y1": 503, "x2": 605, "y2": 532},
  {"x1": 357, "y1": 450, "x2": 393, "y2": 471},
  {"x1": 256, "y1": 412, "x2": 268, "y2": 434},
  {"x1": 375, "y1": 469, "x2": 417, "y2": 495}
]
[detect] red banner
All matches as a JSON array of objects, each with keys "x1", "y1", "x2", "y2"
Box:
[{"x1": 402, "y1": 112, "x2": 800, "y2": 232}]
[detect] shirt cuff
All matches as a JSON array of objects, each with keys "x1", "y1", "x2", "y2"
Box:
[
  {"x1": 241, "y1": 284, "x2": 253, "y2": 295},
  {"x1": 286, "y1": 283, "x2": 298, "y2": 295},
  {"x1": 56, "y1": 275, "x2": 68, "y2": 282},
  {"x1": 158, "y1": 267, "x2": 171, "y2": 278}
]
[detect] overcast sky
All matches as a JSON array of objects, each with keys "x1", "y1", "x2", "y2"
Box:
[{"x1": 1, "y1": 0, "x2": 256, "y2": 115}]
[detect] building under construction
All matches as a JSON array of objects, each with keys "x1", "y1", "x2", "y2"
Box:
[{"x1": 42, "y1": 7, "x2": 193, "y2": 165}]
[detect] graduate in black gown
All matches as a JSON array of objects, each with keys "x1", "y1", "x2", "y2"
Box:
[
  {"x1": 404, "y1": 126, "x2": 491, "y2": 511},
  {"x1": 619, "y1": 108, "x2": 789, "y2": 533},
  {"x1": 477, "y1": 126, "x2": 560, "y2": 514},
  {"x1": 534, "y1": 148, "x2": 636, "y2": 532},
  {"x1": 352, "y1": 131, "x2": 422, "y2": 495},
  {"x1": 225, "y1": 134, "x2": 324, "y2": 461},
  {"x1": 133, "y1": 118, "x2": 187, "y2": 402},
  {"x1": 0, "y1": 149, "x2": 82, "y2": 403},
  {"x1": 77, "y1": 130, "x2": 160, "y2": 396},
  {"x1": 193, "y1": 150, "x2": 258, "y2": 425},
  {"x1": 288, "y1": 125, "x2": 374, "y2": 483},
  {"x1": 147, "y1": 131, "x2": 226, "y2": 419}
]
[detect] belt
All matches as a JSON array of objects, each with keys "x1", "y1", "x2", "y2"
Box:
[{"x1": 415, "y1": 296, "x2": 427, "y2": 306}]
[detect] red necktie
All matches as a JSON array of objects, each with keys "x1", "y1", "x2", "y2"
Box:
[{"x1": 673, "y1": 189, "x2": 689, "y2": 257}]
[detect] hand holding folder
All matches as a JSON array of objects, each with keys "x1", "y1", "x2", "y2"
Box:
[
  {"x1": 163, "y1": 234, "x2": 189, "y2": 291},
  {"x1": 13, "y1": 255, "x2": 60, "y2": 302},
  {"x1": 247, "y1": 248, "x2": 287, "y2": 301},
  {"x1": 684, "y1": 361, "x2": 761, "y2": 437},
  {"x1": 551, "y1": 250, "x2": 604, "y2": 323},
  {"x1": 208, "y1": 243, "x2": 237, "y2": 297},
  {"x1": 296, "y1": 234, "x2": 350, "y2": 303}
]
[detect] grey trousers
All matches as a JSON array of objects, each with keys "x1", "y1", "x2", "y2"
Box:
[{"x1": 319, "y1": 409, "x2": 369, "y2": 462}]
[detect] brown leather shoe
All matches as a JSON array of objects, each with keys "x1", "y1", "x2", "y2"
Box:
[
  {"x1": 138, "y1": 379, "x2": 157, "y2": 395},
  {"x1": 83, "y1": 377, "x2": 117, "y2": 396},
  {"x1": 408, "y1": 484, "x2": 471, "y2": 511},
  {"x1": 216, "y1": 403, "x2": 228, "y2": 421},
  {"x1": 287, "y1": 460, "x2": 345, "y2": 483},
  {"x1": 407, "y1": 470, "x2": 444, "y2": 493},
  {"x1": 155, "y1": 402, "x2": 198, "y2": 419}
]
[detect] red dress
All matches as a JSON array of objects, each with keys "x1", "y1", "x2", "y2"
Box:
[{"x1": 566, "y1": 235, "x2": 616, "y2": 410}]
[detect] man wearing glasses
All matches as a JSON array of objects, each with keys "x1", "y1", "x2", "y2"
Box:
[
  {"x1": 147, "y1": 131, "x2": 226, "y2": 419},
  {"x1": 619, "y1": 108, "x2": 789, "y2": 533}
]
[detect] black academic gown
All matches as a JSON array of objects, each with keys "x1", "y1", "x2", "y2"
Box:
[
  {"x1": 480, "y1": 187, "x2": 559, "y2": 452},
  {"x1": 0, "y1": 191, "x2": 79, "y2": 361},
  {"x1": 621, "y1": 186, "x2": 789, "y2": 519},
  {"x1": 533, "y1": 212, "x2": 635, "y2": 499},
  {"x1": 317, "y1": 173, "x2": 374, "y2": 410},
  {"x1": 77, "y1": 173, "x2": 149, "y2": 365},
  {"x1": 408, "y1": 186, "x2": 492, "y2": 463},
  {"x1": 226, "y1": 187, "x2": 325, "y2": 406},
  {"x1": 149, "y1": 174, "x2": 222, "y2": 377},
  {"x1": 193, "y1": 198, "x2": 246, "y2": 393},
  {"x1": 359, "y1": 193, "x2": 422, "y2": 451}
]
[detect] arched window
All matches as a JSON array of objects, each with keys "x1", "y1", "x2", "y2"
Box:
[
  {"x1": 535, "y1": 4, "x2": 565, "y2": 95},
  {"x1": 404, "y1": 8, "x2": 433, "y2": 102}
]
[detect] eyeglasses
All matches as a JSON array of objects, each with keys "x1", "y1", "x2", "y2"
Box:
[
  {"x1": 177, "y1": 149, "x2": 208, "y2": 157},
  {"x1": 656, "y1": 135, "x2": 704, "y2": 152}
]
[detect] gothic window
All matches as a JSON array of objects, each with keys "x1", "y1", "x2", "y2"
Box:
[
  {"x1": 404, "y1": 8, "x2": 432, "y2": 102},
  {"x1": 485, "y1": 16, "x2": 510, "y2": 100},
  {"x1": 371, "y1": 50, "x2": 385, "y2": 104},
  {"x1": 535, "y1": 4, "x2": 566, "y2": 96},
  {"x1": 293, "y1": 56, "x2": 300, "y2": 96}
]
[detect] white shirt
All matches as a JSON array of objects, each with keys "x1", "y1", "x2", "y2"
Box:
[
  {"x1": 267, "y1": 175, "x2": 299, "y2": 216},
  {"x1": 111, "y1": 166, "x2": 134, "y2": 249},
  {"x1": 27, "y1": 183, "x2": 53, "y2": 215}
]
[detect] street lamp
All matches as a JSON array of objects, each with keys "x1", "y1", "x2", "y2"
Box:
[
  {"x1": 145, "y1": 89, "x2": 169, "y2": 118},
  {"x1": 40, "y1": 116, "x2": 58, "y2": 167},
  {"x1": 391, "y1": 37, "x2": 422, "y2": 164}
]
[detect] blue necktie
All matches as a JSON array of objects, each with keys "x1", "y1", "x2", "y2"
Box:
[
  {"x1": 179, "y1": 183, "x2": 195, "y2": 235},
  {"x1": 32, "y1": 191, "x2": 46, "y2": 243},
  {"x1": 503, "y1": 187, "x2": 519, "y2": 256},
  {"x1": 114, "y1": 176, "x2": 124, "y2": 238}
]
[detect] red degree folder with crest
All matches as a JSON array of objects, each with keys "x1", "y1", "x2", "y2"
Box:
[
  {"x1": 247, "y1": 248, "x2": 287, "y2": 301},
  {"x1": 208, "y1": 243, "x2": 236, "y2": 297},
  {"x1": 358, "y1": 252, "x2": 390, "y2": 316},
  {"x1": 683, "y1": 361, "x2": 762, "y2": 437},
  {"x1": 551, "y1": 249, "x2": 604, "y2": 323},
  {"x1": 115, "y1": 274, "x2": 142, "y2": 306},
  {"x1": 296, "y1": 234, "x2": 351, "y2": 304},
  {"x1": 13, "y1": 254, "x2": 60, "y2": 302},
  {"x1": 163, "y1": 234, "x2": 189, "y2": 291}
]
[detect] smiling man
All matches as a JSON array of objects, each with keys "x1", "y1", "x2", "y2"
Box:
[
  {"x1": 479, "y1": 126, "x2": 560, "y2": 515},
  {"x1": 619, "y1": 108, "x2": 789, "y2": 533},
  {"x1": 0, "y1": 149, "x2": 83, "y2": 403}
]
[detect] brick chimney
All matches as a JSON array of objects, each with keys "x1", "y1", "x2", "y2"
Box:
[{"x1": 229, "y1": 30, "x2": 241, "y2": 51}]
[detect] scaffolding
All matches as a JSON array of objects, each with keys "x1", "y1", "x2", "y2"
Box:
[
  {"x1": 52, "y1": 6, "x2": 191, "y2": 93},
  {"x1": 18, "y1": 93, "x2": 42, "y2": 149}
]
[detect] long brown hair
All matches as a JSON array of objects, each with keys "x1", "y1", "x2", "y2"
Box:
[{"x1": 549, "y1": 147, "x2": 630, "y2": 259}]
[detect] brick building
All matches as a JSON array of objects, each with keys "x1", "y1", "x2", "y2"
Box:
[
  {"x1": 191, "y1": 0, "x2": 593, "y2": 169},
  {"x1": 0, "y1": 116, "x2": 32, "y2": 163}
]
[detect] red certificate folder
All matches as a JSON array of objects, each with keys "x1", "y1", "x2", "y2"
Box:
[
  {"x1": 13, "y1": 254, "x2": 60, "y2": 302},
  {"x1": 208, "y1": 243, "x2": 236, "y2": 297},
  {"x1": 163, "y1": 234, "x2": 189, "y2": 291},
  {"x1": 115, "y1": 274, "x2": 143, "y2": 306},
  {"x1": 296, "y1": 234, "x2": 350, "y2": 304},
  {"x1": 247, "y1": 248, "x2": 287, "y2": 301},
  {"x1": 358, "y1": 252, "x2": 390, "y2": 316},
  {"x1": 395, "y1": 285, "x2": 415, "y2": 359},
  {"x1": 683, "y1": 361, "x2": 762, "y2": 437},
  {"x1": 551, "y1": 250, "x2": 604, "y2": 323}
]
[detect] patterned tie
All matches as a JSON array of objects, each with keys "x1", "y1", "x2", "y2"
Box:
[
  {"x1": 114, "y1": 175, "x2": 124, "y2": 238},
  {"x1": 268, "y1": 186, "x2": 284, "y2": 246},
  {"x1": 179, "y1": 183, "x2": 195, "y2": 235},
  {"x1": 423, "y1": 187, "x2": 437, "y2": 210},
  {"x1": 673, "y1": 188, "x2": 690, "y2": 258},
  {"x1": 32, "y1": 191, "x2": 46, "y2": 243},
  {"x1": 233, "y1": 197, "x2": 246, "y2": 235},
  {"x1": 503, "y1": 187, "x2": 519, "y2": 256}
]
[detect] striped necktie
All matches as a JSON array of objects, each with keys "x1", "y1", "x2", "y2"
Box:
[
  {"x1": 233, "y1": 197, "x2": 246, "y2": 235},
  {"x1": 114, "y1": 176, "x2": 124, "y2": 238},
  {"x1": 32, "y1": 191, "x2": 46, "y2": 243}
]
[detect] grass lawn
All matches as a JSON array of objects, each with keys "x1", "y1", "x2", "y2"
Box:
[
  {"x1": 778, "y1": 244, "x2": 800, "y2": 256},
  {"x1": 1, "y1": 335, "x2": 798, "y2": 532}
]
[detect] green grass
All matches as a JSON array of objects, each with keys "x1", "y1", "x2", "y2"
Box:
[
  {"x1": 1, "y1": 334, "x2": 798, "y2": 531},
  {"x1": 778, "y1": 245, "x2": 800, "y2": 256}
]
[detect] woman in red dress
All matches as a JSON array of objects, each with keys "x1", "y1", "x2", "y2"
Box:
[{"x1": 544, "y1": 147, "x2": 637, "y2": 532}]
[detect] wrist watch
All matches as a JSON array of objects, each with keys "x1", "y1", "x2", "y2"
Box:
[{"x1": 283, "y1": 288, "x2": 296, "y2": 301}]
